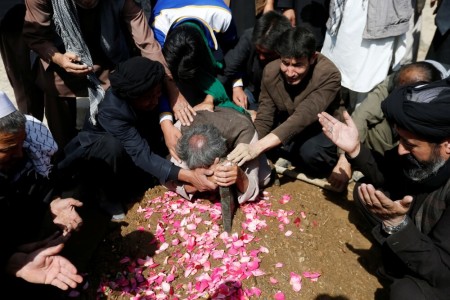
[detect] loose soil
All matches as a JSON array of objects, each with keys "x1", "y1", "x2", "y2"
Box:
[{"x1": 86, "y1": 175, "x2": 388, "y2": 300}]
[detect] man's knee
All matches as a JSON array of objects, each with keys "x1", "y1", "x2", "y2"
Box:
[
  {"x1": 297, "y1": 137, "x2": 336, "y2": 176},
  {"x1": 87, "y1": 134, "x2": 126, "y2": 167}
]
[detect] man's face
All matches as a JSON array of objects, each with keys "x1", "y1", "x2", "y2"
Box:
[
  {"x1": 280, "y1": 56, "x2": 313, "y2": 86},
  {"x1": 0, "y1": 129, "x2": 26, "y2": 173},
  {"x1": 397, "y1": 127, "x2": 449, "y2": 181},
  {"x1": 130, "y1": 84, "x2": 162, "y2": 112},
  {"x1": 75, "y1": 0, "x2": 100, "y2": 9}
]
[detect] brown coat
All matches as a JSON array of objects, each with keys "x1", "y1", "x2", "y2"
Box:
[{"x1": 254, "y1": 53, "x2": 341, "y2": 144}]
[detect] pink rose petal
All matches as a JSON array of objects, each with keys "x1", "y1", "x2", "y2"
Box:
[
  {"x1": 290, "y1": 272, "x2": 302, "y2": 292},
  {"x1": 274, "y1": 291, "x2": 285, "y2": 300}
]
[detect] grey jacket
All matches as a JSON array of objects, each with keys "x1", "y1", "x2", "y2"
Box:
[
  {"x1": 327, "y1": 0, "x2": 414, "y2": 39},
  {"x1": 363, "y1": 0, "x2": 414, "y2": 39}
]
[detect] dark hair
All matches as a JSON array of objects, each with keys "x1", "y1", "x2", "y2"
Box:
[
  {"x1": 276, "y1": 26, "x2": 316, "y2": 59},
  {"x1": 109, "y1": 56, "x2": 165, "y2": 100},
  {"x1": 393, "y1": 61, "x2": 443, "y2": 87},
  {"x1": 177, "y1": 124, "x2": 227, "y2": 169},
  {"x1": 0, "y1": 110, "x2": 26, "y2": 134},
  {"x1": 163, "y1": 23, "x2": 215, "y2": 82},
  {"x1": 252, "y1": 11, "x2": 291, "y2": 52}
]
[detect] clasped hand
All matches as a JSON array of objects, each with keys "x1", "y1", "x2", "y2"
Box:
[{"x1": 358, "y1": 183, "x2": 412, "y2": 225}]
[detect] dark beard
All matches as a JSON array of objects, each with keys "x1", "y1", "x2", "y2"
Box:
[{"x1": 402, "y1": 148, "x2": 446, "y2": 182}]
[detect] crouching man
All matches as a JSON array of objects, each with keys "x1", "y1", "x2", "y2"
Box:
[{"x1": 164, "y1": 107, "x2": 271, "y2": 204}]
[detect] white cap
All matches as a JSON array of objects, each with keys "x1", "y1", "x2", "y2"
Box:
[{"x1": 0, "y1": 91, "x2": 17, "y2": 118}]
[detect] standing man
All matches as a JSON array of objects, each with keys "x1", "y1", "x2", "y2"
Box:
[
  {"x1": 318, "y1": 78, "x2": 450, "y2": 299},
  {"x1": 228, "y1": 26, "x2": 342, "y2": 179},
  {"x1": 22, "y1": 0, "x2": 182, "y2": 148}
]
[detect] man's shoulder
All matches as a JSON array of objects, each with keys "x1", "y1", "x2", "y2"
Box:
[{"x1": 314, "y1": 53, "x2": 341, "y2": 78}]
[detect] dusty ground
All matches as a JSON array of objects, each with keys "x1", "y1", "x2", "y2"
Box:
[{"x1": 85, "y1": 176, "x2": 388, "y2": 300}]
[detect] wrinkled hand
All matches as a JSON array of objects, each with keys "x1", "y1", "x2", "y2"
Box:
[
  {"x1": 232, "y1": 86, "x2": 248, "y2": 109},
  {"x1": 328, "y1": 154, "x2": 351, "y2": 192},
  {"x1": 358, "y1": 183, "x2": 412, "y2": 224},
  {"x1": 11, "y1": 242, "x2": 83, "y2": 290},
  {"x1": 193, "y1": 94, "x2": 214, "y2": 112},
  {"x1": 188, "y1": 168, "x2": 218, "y2": 192},
  {"x1": 161, "y1": 120, "x2": 182, "y2": 162},
  {"x1": 318, "y1": 111, "x2": 360, "y2": 157},
  {"x1": 227, "y1": 143, "x2": 259, "y2": 167},
  {"x1": 213, "y1": 160, "x2": 239, "y2": 187},
  {"x1": 172, "y1": 96, "x2": 196, "y2": 126},
  {"x1": 50, "y1": 198, "x2": 83, "y2": 235},
  {"x1": 52, "y1": 52, "x2": 92, "y2": 75}
]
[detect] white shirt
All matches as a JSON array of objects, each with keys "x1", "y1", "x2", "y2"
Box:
[{"x1": 321, "y1": 0, "x2": 406, "y2": 93}]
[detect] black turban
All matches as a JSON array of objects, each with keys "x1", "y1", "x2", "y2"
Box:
[
  {"x1": 382, "y1": 77, "x2": 450, "y2": 142},
  {"x1": 109, "y1": 57, "x2": 165, "y2": 100}
]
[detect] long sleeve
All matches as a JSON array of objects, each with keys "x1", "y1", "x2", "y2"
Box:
[
  {"x1": 219, "y1": 28, "x2": 253, "y2": 87},
  {"x1": 254, "y1": 70, "x2": 277, "y2": 139},
  {"x1": 351, "y1": 75, "x2": 392, "y2": 144},
  {"x1": 384, "y1": 208, "x2": 450, "y2": 288},
  {"x1": 271, "y1": 68, "x2": 340, "y2": 144},
  {"x1": 23, "y1": 0, "x2": 58, "y2": 65},
  {"x1": 97, "y1": 93, "x2": 179, "y2": 183},
  {"x1": 122, "y1": 0, "x2": 170, "y2": 74},
  {"x1": 255, "y1": 56, "x2": 341, "y2": 144}
]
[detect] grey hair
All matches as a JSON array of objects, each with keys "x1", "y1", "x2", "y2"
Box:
[
  {"x1": 0, "y1": 110, "x2": 26, "y2": 133},
  {"x1": 177, "y1": 124, "x2": 227, "y2": 169}
]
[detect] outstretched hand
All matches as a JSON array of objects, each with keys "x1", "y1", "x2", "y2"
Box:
[
  {"x1": 8, "y1": 234, "x2": 83, "y2": 290},
  {"x1": 318, "y1": 111, "x2": 360, "y2": 158}
]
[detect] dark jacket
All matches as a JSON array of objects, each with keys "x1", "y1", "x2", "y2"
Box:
[
  {"x1": 219, "y1": 28, "x2": 265, "y2": 100},
  {"x1": 350, "y1": 146, "x2": 450, "y2": 298},
  {"x1": 63, "y1": 89, "x2": 180, "y2": 184}
]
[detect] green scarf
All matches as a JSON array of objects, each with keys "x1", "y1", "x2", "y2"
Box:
[{"x1": 184, "y1": 21, "x2": 247, "y2": 115}]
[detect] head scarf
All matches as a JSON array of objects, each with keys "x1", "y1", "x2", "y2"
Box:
[
  {"x1": 51, "y1": 0, "x2": 105, "y2": 125},
  {"x1": 109, "y1": 57, "x2": 165, "y2": 100},
  {"x1": 182, "y1": 22, "x2": 247, "y2": 115},
  {"x1": 23, "y1": 116, "x2": 58, "y2": 177},
  {"x1": 382, "y1": 78, "x2": 450, "y2": 143}
]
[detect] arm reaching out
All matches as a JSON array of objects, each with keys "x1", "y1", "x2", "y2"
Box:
[{"x1": 6, "y1": 234, "x2": 83, "y2": 291}]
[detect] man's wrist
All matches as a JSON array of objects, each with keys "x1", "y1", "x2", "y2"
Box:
[
  {"x1": 347, "y1": 144, "x2": 361, "y2": 159},
  {"x1": 382, "y1": 216, "x2": 408, "y2": 235}
]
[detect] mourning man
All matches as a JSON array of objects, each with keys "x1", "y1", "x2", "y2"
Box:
[
  {"x1": 164, "y1": 107, "x2": 271, "y2": 203},
  {"x1": 61, "y1": 57, "x2": 216, "y2": 219},
  {"x1": 228, "y1": 26, "x2": 342, "y2": 179},
  {"x1": 318, "y1": 78, "x2": 450, "y2": 299},
  {"x1": 0, "y1": 91, "x2": 88, "y2": 297}
]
